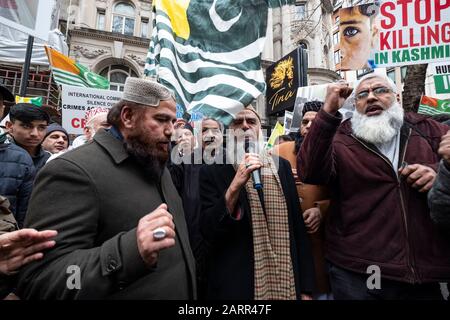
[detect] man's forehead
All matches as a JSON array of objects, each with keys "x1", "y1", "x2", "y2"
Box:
[
  {"x1": 203, "y1": 119, "x2": 219, "y2": 128},
  {"x1": 235, "y1": 110, "x2": 258, "y2": 120},
  {"x1": 303, "y1": 111, "x2": 318, "y2": 119},
  {"x1": 357, "y1": 77, "x2": 389, "y2": 91},
  {"x1": 15, "y1": 119, "x2": 48, "y2": 125}
]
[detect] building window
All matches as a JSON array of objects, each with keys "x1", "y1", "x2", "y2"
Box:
[
  {"x1": 334, "y1": 50, "x2": 340, "y2": 65},
  {"x1": 112, "y1": 2, "x2": 135, "y2": 36},
  {"x1": 356, "y1": 68, "x2": 374, "y2": 79},
  {"x1": 141, "y1": 19, "x2": 149, "y2": 38},
  {"x1": 100, "y1": 65, "x2": 138, "y2": 91},
  {"x1": 97, "y1": 10, "x2": 105, "y2": 30},
  {"x1": 333, "y1": 32, "x2": 339, "y2": 45},
  {"x1": 387, "y1": 69, "x2": 396, "y2": 84},
  {"x1": 294, "y1": 3, "x2": 306, "y2": 20},
  {"x1": 401, "y1": 66, "x2": 407, "y2": 82}
]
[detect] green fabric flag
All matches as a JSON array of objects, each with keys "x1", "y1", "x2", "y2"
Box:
[
  {"x1": 418, "y1": 95, "x2": 450, "y2": 116},
  {"x1": 15, "y1": 96, "x2": 43, "y2": 107},
  {"x1": 145, "y1": 0, "x2": 294, "y2": 125}
]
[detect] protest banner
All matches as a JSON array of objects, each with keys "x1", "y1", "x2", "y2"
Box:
[
  {"x1": 61, "y1": 85, "x2": 122, "y2": 135},
  {"x1": 340, "y1": 1, "x2": 450, "y2": 70},
  {"x1": 431, "y1": 62, "x2": 450, "y2": 94}
]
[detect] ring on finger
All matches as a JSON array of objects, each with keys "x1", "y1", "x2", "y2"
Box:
[{"x1": 153, "y1": 227, "x2": 167, "y2": 240}]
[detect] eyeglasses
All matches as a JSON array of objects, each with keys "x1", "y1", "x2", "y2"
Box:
[{"x1": 355, "y1": 86, "x2": 392, "y2": 101}]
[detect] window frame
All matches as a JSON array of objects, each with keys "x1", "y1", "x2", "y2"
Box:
[
  {"x1": 141, "y1": 18, "x2": 149, "y2": 38},
  {"x1": 334, "y1": 50, "x2": 340, "y2": 65},
  {"x1": 96, "y1": 9, "x2": 106, "y2": 31},
  {"x1": 111, "y1": 2, "x2": 136, "y2": 36},
  {"x1": 294, "y1": 2, "x2": 307, "y2": 20}
]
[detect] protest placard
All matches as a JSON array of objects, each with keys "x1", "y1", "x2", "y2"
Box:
[
  {"x1": 339, "y1": 1, "x2": 450, "y2": 70},
  {"x1": 61, "y1": 85, "x2": 122, "y2": 135}
]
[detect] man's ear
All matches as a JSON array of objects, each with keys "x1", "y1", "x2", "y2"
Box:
[
  {"x1": 5, "y1": 120, "x2": 13, "y2": 133},
  {"x1": 120, "y1": 106, "x2": 136, "y2": 129}
]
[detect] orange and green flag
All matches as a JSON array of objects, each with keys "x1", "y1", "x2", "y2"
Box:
[
  {"x1": 418, "y1": 96, "x2": 450, "y2": 116},
  {"x1": 15, "y1": 96, "x2": 43, "y2": 107},
  {"x1": 45, "y1": 46, "x2": 110, "y2": 89}
]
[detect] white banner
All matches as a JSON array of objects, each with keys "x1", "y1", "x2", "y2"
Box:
[
  {"x1": 0, "y1": 0, "x2": 56, "y2": 41},
  {"x1": 339, "y1": 0, "x2": 450, "y2": 70},
  {"x1": 61, "y1": 85, "x2": 122, "y2": 135}
]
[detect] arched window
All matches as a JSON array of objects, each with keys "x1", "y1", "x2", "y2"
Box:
[
  {"x1": 112, "y1": 2, "x2": 135, "y2": 36},
  {"x1": 100, "y1": 65, "x2": 138, "y2": 91},
  {"x1": 299, "y1": 42, "x2": 308, "y2": 50}
]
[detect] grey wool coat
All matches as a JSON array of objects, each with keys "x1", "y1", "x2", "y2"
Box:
[{"x1": 17, "y1": 129, "x2": 197, "y2": 300}]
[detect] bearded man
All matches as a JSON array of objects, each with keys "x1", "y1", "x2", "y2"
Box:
[
  {"x1": 16, "y1": 78, "x2": 196, "y2": 300},
  {"x1": 199, "y1": 106, "x2": 315, "y2": 300},
  {"x1": 299, "y1": 74, "x2": 450, "y2": 300}
]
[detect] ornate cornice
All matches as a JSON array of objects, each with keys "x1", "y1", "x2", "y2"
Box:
[
  {"x1": 127, "y1": 53, "x2": 147, "y2": 66},
  {"x1": 73, "y1": 45, "x2": 109, "y2": 59},
  {"x1": 69, "y1": 28, "x2": 151, "y2": 48}
]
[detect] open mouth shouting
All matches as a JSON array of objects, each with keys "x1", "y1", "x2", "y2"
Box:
[{"x1": 365, "y1": 105, "x2": 384, "y2": 117}]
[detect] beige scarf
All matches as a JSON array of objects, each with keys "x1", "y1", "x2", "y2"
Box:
[{"x1": 244, "y1": 152, "x2": 297, "y2": 300}]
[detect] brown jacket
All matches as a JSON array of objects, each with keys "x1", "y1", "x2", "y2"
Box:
[{"x1": 273, "y1": 141, "x2": 330, "y2": 293}]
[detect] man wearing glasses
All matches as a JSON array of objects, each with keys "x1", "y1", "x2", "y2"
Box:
[{"x1": 298, "y1": 74, "x2": 450, "y2": 300}]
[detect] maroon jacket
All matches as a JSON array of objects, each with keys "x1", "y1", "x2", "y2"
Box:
[{"x1": 298, "y1": 109, "x2": 450, "y2": 284}]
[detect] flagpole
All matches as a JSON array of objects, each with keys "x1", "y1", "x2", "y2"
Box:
[{"x1": 19, "y1": 35, "x2": 34, "y2": 97}]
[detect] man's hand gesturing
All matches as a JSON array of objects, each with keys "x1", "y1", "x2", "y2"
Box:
[{"x1": 136, "y1": 203, "x2": 176, "y2": 268}]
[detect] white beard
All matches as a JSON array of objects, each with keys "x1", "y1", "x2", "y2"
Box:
[{"x1": 351, "y1": 101, "x2": 404, "y2": 145}]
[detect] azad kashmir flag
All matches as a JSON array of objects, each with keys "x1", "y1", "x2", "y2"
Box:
[
  {"x1": 418, "y1": 95, "x2": 450, "y2": 116},
  {"x1": 45, "y1": 46, "x2": 110, "y2": 89},
  {"x1": 15, "y1": 96, "x2": 43, "y2": 107},
  {"x1": 145, "y1": 0, "x2": 294, "y2": 125}
]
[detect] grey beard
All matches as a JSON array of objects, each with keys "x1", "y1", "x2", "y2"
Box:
[
  {"x1": 351, "y1": 101, "x2": 404, "y2": 145},
  {"x1": 124, "y1": 138, "x2": 166, "y2": 181}
]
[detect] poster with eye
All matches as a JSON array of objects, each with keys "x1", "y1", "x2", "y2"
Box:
[
  {"x1": 0, "y1": 0, "x2": 56, "y2": 41},
  {"x1": 339, "y1": 1, "x2": 450, "y2": 70}
]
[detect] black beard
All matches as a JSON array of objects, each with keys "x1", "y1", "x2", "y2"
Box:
[{"x1": 124, "y1": 136, "x2": 167, "y2": 181}]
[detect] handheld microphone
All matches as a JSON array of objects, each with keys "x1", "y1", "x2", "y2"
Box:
[{"x1": 244, "y1": 138, "x2": 263, "y2": 190}]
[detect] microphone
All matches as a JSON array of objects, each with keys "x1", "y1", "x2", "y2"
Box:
[
  {"x1": 244, "y1": 138, "x2": 263, "y2": 190},
  {"x1": 244, "y1": 138, "x2": 266, "y2": 214}
]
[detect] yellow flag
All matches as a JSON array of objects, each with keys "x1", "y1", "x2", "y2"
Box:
[{"x1": 266, "y1": 122, "x2": 285, "y2": 149}]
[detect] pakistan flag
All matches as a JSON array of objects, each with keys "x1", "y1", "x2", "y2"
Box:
[{"x1": 145, "y1": 0, "x2": 294, "y2": 125}]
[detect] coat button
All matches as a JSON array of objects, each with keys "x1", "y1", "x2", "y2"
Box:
[{"x1": 106, "y1": 259, "x2": 118, "y2": 272}]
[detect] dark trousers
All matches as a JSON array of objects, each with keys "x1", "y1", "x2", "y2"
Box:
[{"x1": 328, "y1": 262, "x2": 444, "y2": 300}]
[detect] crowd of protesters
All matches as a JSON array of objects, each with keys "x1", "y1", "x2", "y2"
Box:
[{"x1": 0, "y1": 73, "x2": 449, "y2": 300}]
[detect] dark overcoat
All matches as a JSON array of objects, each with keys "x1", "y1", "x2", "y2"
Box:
[
  {"x1": 17, "y1": 129, "x2": 197, "y2": 299},
  {"x1": 199, "y1": 156, "x2": 315, "y2": 299}
]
